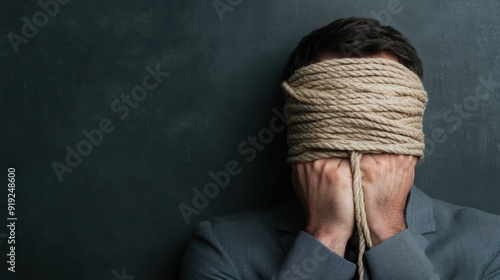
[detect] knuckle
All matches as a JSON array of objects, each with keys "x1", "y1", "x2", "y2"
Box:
[{"x1": 312, "y1": 159, "x2": 324, "y2": 171}]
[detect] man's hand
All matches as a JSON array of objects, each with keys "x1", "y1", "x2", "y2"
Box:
[
  {"x1": 291, "y1": 159, "x2": 355, "y2": 257},
  {"x1": 360, "y1": 154, "x2": 417, "y2": 246}
]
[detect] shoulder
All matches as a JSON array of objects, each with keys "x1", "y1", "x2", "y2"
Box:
[
  {"x1": 409, "y1": 188, "x2": 500, "y2": 275},
  {"x1": 181, "y1": 199, "x2": 298, "y2": 278},
  {"x1": 194, "y1": 207, "x2": 277, "y2": 239},
  {"x1": 192, "y1": 196, "x2": 298, "y2": 247},
  {"x1": 431, "y1": 196, "x2": 500, "y2": 235},
  {"x1": 428, "y1": 193, "x2": 500, "y2": 264},
  {"x1": 189, "y1": 198, "x2": 299, "y2": 272},
  {"x1": 410, "y1": 187, "x2": 500, "y2": 235}
]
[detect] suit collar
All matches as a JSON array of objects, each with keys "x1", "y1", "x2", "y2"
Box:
[{"x1": 276, "y1": 186, "x2": 436, "y2": 252}]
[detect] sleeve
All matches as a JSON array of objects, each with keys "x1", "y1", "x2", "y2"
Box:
[
  {"x1": 179, "y1": 221, "x2": 356, "y2": 280},
  {"x1": 482, "y1": 250, "x2": 500, "y2": 279},
  {"x1": 364, "y1": 229, "x2": 440, "y2": 280}
]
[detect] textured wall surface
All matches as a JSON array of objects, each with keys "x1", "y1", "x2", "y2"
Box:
[{"x1": 2, "y1": 0, "x2": 500, "y2": 279}]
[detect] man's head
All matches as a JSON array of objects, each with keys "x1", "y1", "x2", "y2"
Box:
[
  {"x1": 283, "y1": 20, "x2": 427, "y2": 277},
  {"x1": 281, "y1": 16, "x2": 427, "y2": 163},
  {"x1": 282, "y1": 17, "x2": 423, "y2": 81}
]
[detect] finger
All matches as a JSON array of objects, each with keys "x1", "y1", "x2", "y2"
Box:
[
  {"x1": 380, "y1": 154, "x2": 407, "y2": 168},
  {"x1": 291, "y1": 163, "x2": 303, "y2": 176},
  {"x1": 367, "y1": 154, "x2": 382, "y2": 164},
  {"x1": 315, "y1": 157, "x2": 342, "y2": 168},
  {"x1": 360, "y1": 153, "x2": 378, "y2": 170},
  {"x1": 325, "y1": 157, "x2": 342, "y2": 169},
  {"x1": 405, "y1": 156, "x2": 418, "y2": 170},
  {"x1": 311, "y1": 159, "x2": 327, "y2": 172},
  {"x1": 291, "y1": 163, "x2": 301, "y2": 183},
  {"x1": 412, "y1": 156, "x2": 418, "y2": 166},
  {"x1": 338, "y1": 158, "x2": 352, "y2": 171},
  {"x1": 370, "y1": 153, "x2": 395, "y2": 167},
  {"x1": 402, "y1": 155, "x2": 416, "y2": 168},
  {"x1": 291, "y1": 163, "x2": 306, "y2": 188}
]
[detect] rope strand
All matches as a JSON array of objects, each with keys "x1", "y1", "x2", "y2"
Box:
[{"x1": 351, "y1": 151, "x2": 373, "y2": 279}]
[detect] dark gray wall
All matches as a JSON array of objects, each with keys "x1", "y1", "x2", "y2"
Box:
[{"x1": 2, "y1": 0, "x2": 499, "y2": 279}]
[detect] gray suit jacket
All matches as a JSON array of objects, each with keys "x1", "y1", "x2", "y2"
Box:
[{"x1": 180, "y1": 187, "x2": 500, "y2": 279}]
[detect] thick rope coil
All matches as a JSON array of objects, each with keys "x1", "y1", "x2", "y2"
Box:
[{"x1": 282, "y1": 58, "x2": 427, "y2": 280}]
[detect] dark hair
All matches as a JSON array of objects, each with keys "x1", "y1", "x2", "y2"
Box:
[{"x1": 282, "y1": 17, "x2": 423, "y2": 81}]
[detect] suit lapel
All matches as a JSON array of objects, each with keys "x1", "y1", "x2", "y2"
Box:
[
  {"x1": 405, "y1": 186, "x2": 436, "y2": 235},
  {"x1": 404, "y1": 186, "x2": 437, "y2": 250}
]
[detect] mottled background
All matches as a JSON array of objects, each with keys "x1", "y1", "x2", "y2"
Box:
[{"x1": 2, "y1": 0, "x2": 499, "y2": 279}]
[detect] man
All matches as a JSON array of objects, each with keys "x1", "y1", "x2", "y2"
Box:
[{"x1": 180, "y1": 17, "x2": 500, "y2": 279}]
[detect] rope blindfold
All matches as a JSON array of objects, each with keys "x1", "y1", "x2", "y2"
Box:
[{"x1": 281, "y1": 58, "x2": 428, "y2": 279}]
